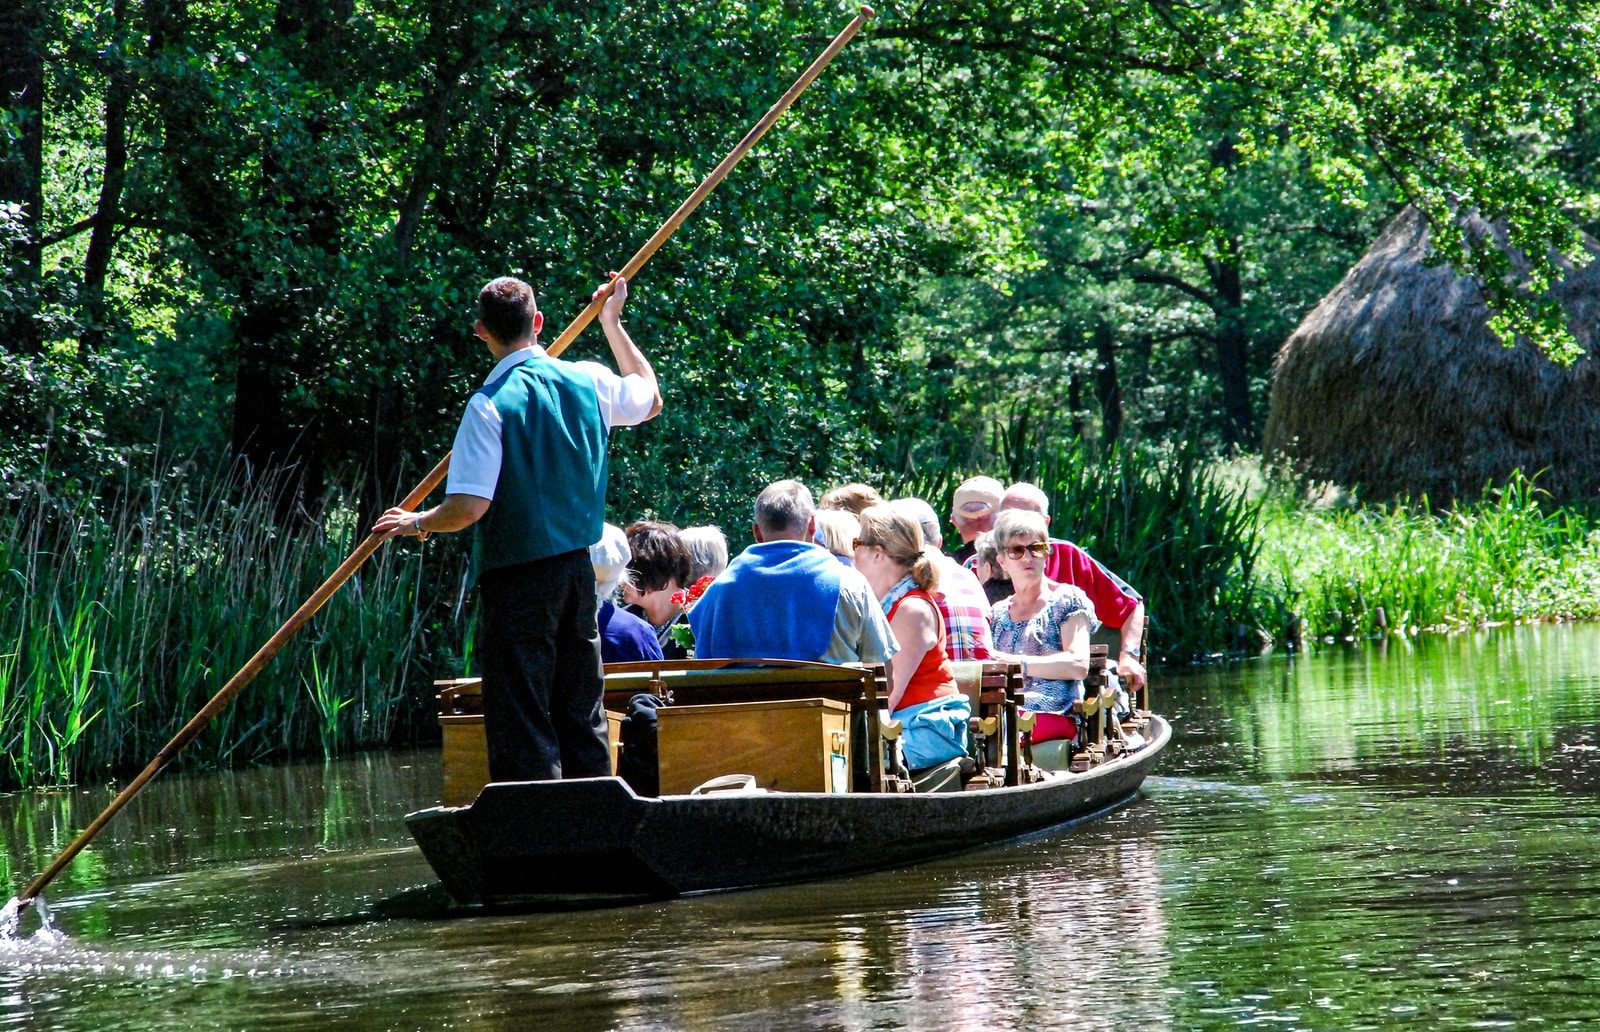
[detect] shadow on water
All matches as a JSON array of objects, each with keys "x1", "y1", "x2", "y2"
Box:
[{"x1": 1, "y1": 622, "x2": 1598, "y2": 1029}]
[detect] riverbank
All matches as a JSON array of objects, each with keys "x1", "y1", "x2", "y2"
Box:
[
  {"x1": 1258, "y1": 471, "x2": 1600, "y2": 644},
  {"x1": 0, "y1": 467, "x2": 453, "y2": 790}
]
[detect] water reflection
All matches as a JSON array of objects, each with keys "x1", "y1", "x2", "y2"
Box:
[{"x1": 1, "y1": 623, "x2": 1598, "y2": 1029}]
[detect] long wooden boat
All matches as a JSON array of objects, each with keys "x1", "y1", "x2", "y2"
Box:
[{"x1": 407, "y1": 655, "x2": 1168, "y2": 906}]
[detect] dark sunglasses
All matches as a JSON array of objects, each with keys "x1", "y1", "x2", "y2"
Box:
[
  {"x1": 1003, "y1": 541, "x2": 1050, "y2": 560},
  {"x1": 851, "y1": 538, "x2": 878, "y2": 551}
]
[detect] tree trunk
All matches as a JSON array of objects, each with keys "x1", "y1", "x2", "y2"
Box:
[
  {"x1": 1093, "y1": 318, "x2": 1122, "y2": 448},
  {"x1": 1207, "y1": 238, "x2": 1251, "y2": 447},
  {"x1": 81, "y1": 0, "x2": 132, "y2": 357},
  {"x1": 392, "y1": 0, "x2": 483, "y2": 272},
  {"x1": 0, "y1": 0, "x2": 45, "y2": 355},
  {"x1": 1068, "y1": 370, "x2": 1085, "y2": 439},
  {"x1": 224, "y1": 0, "x2": 355, "y2": 509},
  {"x1": 1206, "y1": 134, "x2": 1253, "y2": 448}
]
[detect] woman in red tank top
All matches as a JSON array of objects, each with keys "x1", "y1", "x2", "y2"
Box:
[{"x1": 853, "y1": 505, "x2": 970, "y2": 771}]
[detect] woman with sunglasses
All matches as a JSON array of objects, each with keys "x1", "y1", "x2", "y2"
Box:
[
  {"x1": 988, "y1": 508, "x2": 1099, "y2": 743},
  {"x1": 852, "y1": 505, "x2": 972, "y2": 776}
]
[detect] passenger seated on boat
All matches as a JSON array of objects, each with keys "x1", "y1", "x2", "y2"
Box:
[
  {"x1": 973, "y1": 531, "x2": 1013, "y2": 606},
  {"x1": 947, "y1": 475, "x2": 1003, "y2": 566},
  {"x1": 987, "y1": 509, "x2": 1099, "y2": 745},
  {"x1": 813, "y1": 508, "x2": 860, "y2": 566},
  {"x1": 998, "y1": 482, "x2": 1146, "y2": 694},
  {"x1": 853, "y1": 505, "x2": 972, "y2": 771},
  {"x1": 590, "y1": 523, "x2": 663, "y2": 664},
  {"x1": 690, "y1": 479, "x2": 898, "y2": 665},
  {"x1": 622, "y1": 520, "x2": 694, "y2": 660},
  {"x1": 889, "y1": 497, "x2": 993, "y2": 661},
  {"x1": 819, "y1": 481, "x2": 884, "y2": 516},
  {"x1": 679, "y1": 525, "x2": 729, "y2": 582}
]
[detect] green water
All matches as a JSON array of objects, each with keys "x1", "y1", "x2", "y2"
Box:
[{"x1": 2, "y1": 623, "x2": 1598, "y2": 1030}]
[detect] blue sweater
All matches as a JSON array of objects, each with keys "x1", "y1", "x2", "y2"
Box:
[
  {"x1": 689, "y1": 540, "x2": 844, "y2": 662},
  {"x1": 599, "y1": 600, "x2": 663, "y2": 663}
]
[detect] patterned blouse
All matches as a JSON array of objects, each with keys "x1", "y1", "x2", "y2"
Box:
[{"x1": 990, "y1": 585, "x2": 1100, "y2": 713}]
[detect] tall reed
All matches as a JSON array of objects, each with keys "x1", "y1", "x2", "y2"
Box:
[
  {"x1": 0, "y1": 463, "x2": 451, "y2": 790},
  {"x1": 1039, "y1": 442, "x2": 1267, "y2": 661},
  {"x1": 1262, "y1": 472, "x2": 1600, "y2": 639}
]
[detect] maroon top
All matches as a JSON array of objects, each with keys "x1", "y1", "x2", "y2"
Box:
[{"x1": 1044, "y1": 539, "x2": 1141, "y2": 629}]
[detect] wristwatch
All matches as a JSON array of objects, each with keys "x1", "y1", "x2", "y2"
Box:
[{"x1": 1124, "y1": 645, "x2": 1143, "y2": 659}]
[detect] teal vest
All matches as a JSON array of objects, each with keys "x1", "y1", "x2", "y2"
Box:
[{"x1": 472, "y1": 355, "x2": 608, "y2": 581}]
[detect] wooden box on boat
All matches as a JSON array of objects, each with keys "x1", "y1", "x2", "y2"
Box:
[
  {"x1": 657, "y1": 697, "x2": 851, "y2": 795},
  {"x1": 434, "y1": 679, "x2": 623, "y2": 806}
]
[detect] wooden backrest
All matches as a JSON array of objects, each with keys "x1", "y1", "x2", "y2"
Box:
[
  {"x1": 949, "y1": 661, "x2": 1017, "y2": 711},
  {"x1": 435, "y1": 659, "x2": 888, "y2": 715}
]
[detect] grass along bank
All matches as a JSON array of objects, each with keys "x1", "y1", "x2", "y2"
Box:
[
  {"x1": 0, "y1": 465, "x2": 456, "y2": 791},
  {"x1": 1260, "y1": 473, "x2": 1600, "y2": 643}
]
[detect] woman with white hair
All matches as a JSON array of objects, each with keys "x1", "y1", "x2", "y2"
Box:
[
  {"x1": 679, "y1": 525, "x2": 729, "y2": 582},
  {"x1": 590, "y1": 523, "x2": 663, "y2": 663}
]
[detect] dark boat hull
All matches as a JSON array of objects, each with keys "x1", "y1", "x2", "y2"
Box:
[{"x1": 407, "y1": 715, "x2": 1170, "y2": 905}]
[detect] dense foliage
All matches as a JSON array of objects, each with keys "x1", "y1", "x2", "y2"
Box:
[{"x1": 5, "y1": 1, "x2": 1600, "y2": 507}]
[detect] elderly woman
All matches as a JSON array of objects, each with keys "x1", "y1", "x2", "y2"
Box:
[
  {"x1": 973, "y1": 530, "x2": 1013, "y2": 606},
  {"x1": 812, "y1": 508, "x2": 861, "y2": 566},
  {"x1": 622, "y1": 520, "x2": 694, "y2": 659},
  {"x1": 852, "y1": 504, "x2": 971, "y2": 774},
  {"x1": 590, "y1": 523, "x2": 663, "y2": 663},
  {"x1": 679, "y1": 525, "x2": 729, "y2": 584},
  {"x1": 987, "y1": 509, "x2": 1098, "y2": 743}
]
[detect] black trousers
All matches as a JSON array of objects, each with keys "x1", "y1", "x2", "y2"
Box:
[{"x1": 477, "y1": 549, "x2": 610, "y2": 782}]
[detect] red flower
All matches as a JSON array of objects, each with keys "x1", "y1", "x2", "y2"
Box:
[{"x1": 672, "y1": 575, "x2": 716, "y2": 610}]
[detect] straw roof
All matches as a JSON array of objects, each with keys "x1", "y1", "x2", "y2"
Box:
[{"x1": 1264, "y1": 205, "x2": 1600, "y2": 504}]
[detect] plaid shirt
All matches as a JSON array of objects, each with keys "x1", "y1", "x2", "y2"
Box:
[{"x1": 936, "y1": 594, "x2": 993, "y2": 661}]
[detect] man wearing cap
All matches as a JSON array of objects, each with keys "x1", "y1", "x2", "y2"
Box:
[
  {"x1": 374, "y1": 274, "x2": 662, "y2": 783},
  {"x1": 948, "y1": 476, "x2": 1004, "y2": 566},
  {"x1": 998, "y1": 482, "x2": 1147, "y2": 692},
  {"x1": 890, "y1": 497, "x2": 993, "y2": 661}
]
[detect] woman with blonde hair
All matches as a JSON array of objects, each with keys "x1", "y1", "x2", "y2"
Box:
[
  {"x1": 812, "y1": 508, "x2": 861, "y2": 566},
  {"x1": 852, "y1": 504, "x2": 971, "y2": 776}
]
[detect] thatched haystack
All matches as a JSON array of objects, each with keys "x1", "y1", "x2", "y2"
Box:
[{"x1": 1264, "y1": 206, "x2": 1600, "y2": 504}]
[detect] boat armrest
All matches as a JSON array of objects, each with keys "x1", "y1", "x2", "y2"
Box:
[{"x1": 602, "y1": 660, "x2": 888, "y2": 712}]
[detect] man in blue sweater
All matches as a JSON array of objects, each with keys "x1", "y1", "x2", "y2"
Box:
[
  {"x1": 375, "y1": 274, "x2": 661, "y2": 781},
  {"x1": 691, "y1": 480, "x2": 897, "y2": 665}
]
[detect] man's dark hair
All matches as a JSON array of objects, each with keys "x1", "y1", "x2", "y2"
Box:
[
  {"x1": 478, "y1": 277, "x2": 538, "y2": 345},
  {"x1": 625, "y1": 520, "x2": 693, "y2": 593}
]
